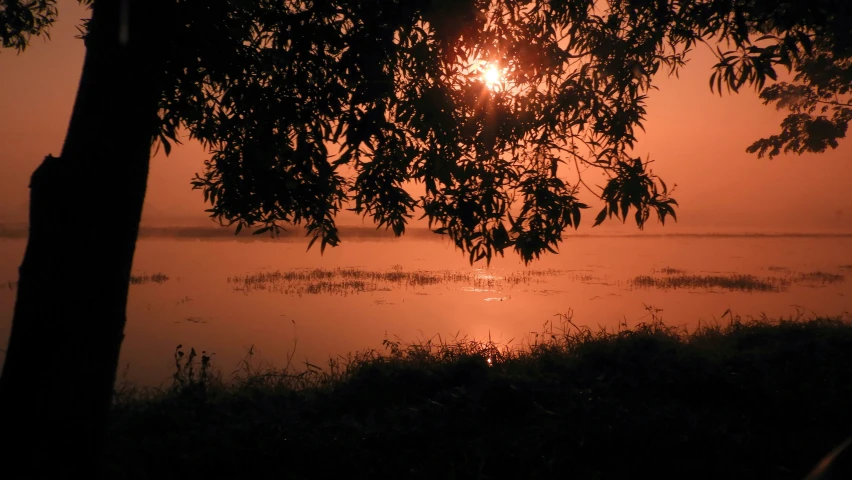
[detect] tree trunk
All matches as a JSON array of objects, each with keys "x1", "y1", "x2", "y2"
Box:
[{"x1": 0, "y1": 0, "x2": 163, "y2": 475}]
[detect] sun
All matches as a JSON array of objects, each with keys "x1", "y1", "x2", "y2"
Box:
[{"x1": 483, "y1": 65, "x2": 501, "y2": 89}]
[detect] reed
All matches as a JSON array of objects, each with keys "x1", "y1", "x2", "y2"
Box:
[{"x1": 104, "y1": 312, "x2": 852, "y2": 480}]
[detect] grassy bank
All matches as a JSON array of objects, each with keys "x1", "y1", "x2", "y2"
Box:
[{"x1": 104, "y1": 313, "x2": 852, "y2": 479}]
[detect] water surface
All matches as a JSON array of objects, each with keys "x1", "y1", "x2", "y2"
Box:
[{"x1": 1, "y1": 231, "x2": 850, "y2": 387}]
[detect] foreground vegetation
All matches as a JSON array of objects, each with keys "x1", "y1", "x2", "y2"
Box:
[{"x1": 104, "y1": 313, "x2": 852, "y2": 479}]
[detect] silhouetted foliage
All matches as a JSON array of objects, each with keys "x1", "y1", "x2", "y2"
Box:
[
  {"x1": 180, "y1": 0, "x2": 684, "y2": 265},
  {"x1": 5, "y1": 1, "x2": 850, "y2": 265},
  {"x1": 0, "y1": 0, "x2": 57, "y2": 50},
  {"x1": 174, "y1": 0, "x2": 847, "y2": 264},
  {"x1": 693, "y1": 0, "x2": 852, "y2": 158},
  {"x1": 103, "y1": 316, "x2": 852, "y2": 479}
]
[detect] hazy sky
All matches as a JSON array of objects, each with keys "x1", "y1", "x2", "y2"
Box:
[{"x1": 1, "y1": 0, "x2": 850, "y2": 233}]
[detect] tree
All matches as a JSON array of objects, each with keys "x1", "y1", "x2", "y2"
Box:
[
  {"x1": 705, "y1": 0, "x2": 852, "y2": 158},
  {"x1": 0, "y1": 0, "x2": 167, "y2": 475},
  {"x1": 0, "y1": 0, "x2": 266, "y2": 474},
  {"x1": 1, "y1": 0, "x2": 849, "y2": 475}
]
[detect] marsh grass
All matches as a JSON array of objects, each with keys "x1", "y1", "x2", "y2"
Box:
[
  {"x1": 4, "y1": 272, "x2": 172, "y2": 289},
  {"x1": 226, "y1": 267, "x2": 582, "y2": 296},
  {"x1": 227, "y1": 266, "x2": 846, "y2": 297},
  {"x1": 128, "y1": 272, "x2": 170, "y2": 285},
  {"x1": 632, "y1": 273, "x2": 784, "y2": 292},
  {"x1": 105, "y1": 310, "x2": 852, "y2": 479},
  {"x1": 631, "y1": 269, "x2": 845, "y2": 292},
  {"x1": 793, "y1": 271, "x2": 845, "y2": 285}
]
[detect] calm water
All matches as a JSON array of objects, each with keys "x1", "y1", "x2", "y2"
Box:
[{"x1": 1, "y1": 233, "x2": 851, "y2": 387}]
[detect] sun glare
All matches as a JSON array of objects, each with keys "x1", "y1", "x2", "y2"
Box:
[{"x1": 483, "y1": 65, "x2": 501, "y2": 89}]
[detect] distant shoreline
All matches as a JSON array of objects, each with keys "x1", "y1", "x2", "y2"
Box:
[{"x1": 1, "y1": 223, "x2": 851, "y2": 241}]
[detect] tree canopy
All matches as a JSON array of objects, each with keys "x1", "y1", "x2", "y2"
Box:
[
  {"x1": 5, "y1": 0, "x2": 851, "y2": 264},
  {"x1": 0, "y1": 1, "x2": 57, "y2": 50}
]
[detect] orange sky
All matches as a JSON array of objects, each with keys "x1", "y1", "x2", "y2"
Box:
[{"x1": 1, "y1": 0, "x2": 850, "y2": 233}]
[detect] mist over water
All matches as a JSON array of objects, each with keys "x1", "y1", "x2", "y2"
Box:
[{"x1": 1, "y1": 230, "x2": 850, "y2": 387}]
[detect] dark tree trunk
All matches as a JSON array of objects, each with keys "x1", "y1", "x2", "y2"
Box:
[{"x1": 0, "y1": 0, "x2": 163, "y2": 475}]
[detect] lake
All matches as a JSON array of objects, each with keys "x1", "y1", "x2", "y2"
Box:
[{"x1": 1, "y1": 230, "x2": 851, "y2": 387}]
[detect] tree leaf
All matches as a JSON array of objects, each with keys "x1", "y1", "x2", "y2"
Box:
[{"x1": 593, "y1": 207, "x2": 608, "y2": 227}]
